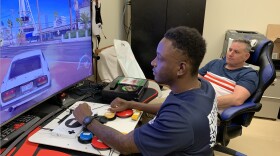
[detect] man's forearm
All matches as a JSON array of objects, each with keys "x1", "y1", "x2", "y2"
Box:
[
  {"x1": 218, "y1": 85, "x2": 251, "y2": 109},
  {"x1": 217, "y1": 94, "x2": 244, "y2": 109},
  {"x1": 129, "y1": 101, "x2": 162, "y2": 114}
]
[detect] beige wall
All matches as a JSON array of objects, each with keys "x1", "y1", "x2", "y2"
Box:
[
  {"x1": 90, "y1": 0, "x2": 126, "y2": 81},
  {"x1": 92, "y1": 0, "x2": 126, "y2": 49},
  {"x1": 202, "y1": 0, "x2": 280, "y2": 66},
  {"x1": 94, "y1": 0, "x2": 280, "y2": 66}
]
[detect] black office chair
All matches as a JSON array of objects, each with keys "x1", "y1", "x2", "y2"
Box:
[{"x1": 214, "y1": 39, "x2": 276, "y2": 156}]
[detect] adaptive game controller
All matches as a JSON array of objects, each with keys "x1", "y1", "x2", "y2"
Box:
[
  {"x1": 116, "y1": 109, "x2": 133, "y2": 118},
  {"x1": 104, "y1": 111, "x2": 116, "y2": 121},
  {"x1": 91, "y1": 136, "x2": 110, "y2": 150},
  {"x1": 131, "y1": 110, "x2": 142, "y2": 121},
  {"x1": 78, "y1": 128, "x2": 94, "y2": 144},
  {"x1": 51, "y1": 113, "x2": 83, "y2": 139},
  {"x1": 96, "y1": 116, "x2": 108, "y2": 124}
]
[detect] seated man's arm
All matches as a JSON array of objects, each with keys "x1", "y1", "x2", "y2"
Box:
[
  {"x1": 217, "y1": 85, "x2": 250, "y2": 109},
  {"x1": 109, "y1": 97, "x2": 162, "y2": 115},
  {"x1": 128, "y1": 101, "x2": 162, "y2": 114}
]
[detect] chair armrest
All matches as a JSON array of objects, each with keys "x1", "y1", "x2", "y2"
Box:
[{"x1": 220, "y1": 101, "x2": 261, "y2": 121}]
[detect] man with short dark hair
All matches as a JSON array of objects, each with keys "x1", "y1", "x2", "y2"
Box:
[
  {"x1": 199, "y1": 39, "x2": 259, "y2": 113},
  {"x1": 74, "y1": 26, "x2": 218, "y2": 155}
]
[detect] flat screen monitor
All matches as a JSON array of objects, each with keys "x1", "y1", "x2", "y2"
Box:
[{"x1": 0, "y1": 0, "x2": 93, "y2": 126}]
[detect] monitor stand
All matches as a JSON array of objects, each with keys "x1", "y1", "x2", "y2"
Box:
[{"x1": 50, "y1": 90, "x2": 89, "y2": 108}]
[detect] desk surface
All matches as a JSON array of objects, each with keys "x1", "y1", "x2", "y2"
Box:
[
  {"x1": 1, "y1": 87, "x2": 158, "y2": 156},
  {"x1": 29, "y1": 101, "x2": 142, "y2": 156}
]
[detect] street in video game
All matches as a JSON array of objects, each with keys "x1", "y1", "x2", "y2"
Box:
[{"x1": 0, "y1": 0, "x2": 93, "y2": 125}]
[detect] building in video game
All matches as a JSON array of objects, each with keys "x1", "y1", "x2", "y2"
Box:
[{"x1": 18, "y1": 0, "x2": 91, "y2": 43}]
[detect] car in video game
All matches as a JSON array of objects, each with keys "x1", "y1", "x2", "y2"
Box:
[{"x1": 0, "y1": 49, "x2": 51, "y2": 111}]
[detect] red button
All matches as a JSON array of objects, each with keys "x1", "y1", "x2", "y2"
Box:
[
  {"x1": 91, "y1": 136, "x2": 110, "y2": 150},
  {"x1": 116, "y1": 109, "x2": 133, "y2": 118}
]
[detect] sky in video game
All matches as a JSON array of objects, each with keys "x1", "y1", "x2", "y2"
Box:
[
  {"x1": 0, "y1": 0, "x2": 92, "y2": 126},
  {"x1": 1, "y1": 0, "x2": 82, "y2": 33}
]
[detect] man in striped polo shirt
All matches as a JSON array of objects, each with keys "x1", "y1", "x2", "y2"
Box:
[{"x1": 199, "y1": 39, "x2": 259, "y2": 113}]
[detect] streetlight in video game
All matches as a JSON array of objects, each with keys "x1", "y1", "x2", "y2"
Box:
[
  {"x1": 68, "y1": 0, "x2": 73, "y2": 30},
  {"x1": 36, "y1": 0, "x2": 42, "y2": 42},
  {"x1": 7, "y1": 19, "x2": 13, "y2": 41},
  {"x1": 74, "y1": 0, "x2": 79, "y2": 30}
]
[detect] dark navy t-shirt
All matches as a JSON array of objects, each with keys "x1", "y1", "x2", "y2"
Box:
[{"x1": 134, "y1": 78, "x2": 218, "y2": 156}]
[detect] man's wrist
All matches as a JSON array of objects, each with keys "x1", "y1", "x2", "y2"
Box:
[
  {"x1": 128, "y1": 101, "x2": 135, "y2": 110},
  {"x1": 82, "y1": 114, "x2": 98, "y2": 128},
  {"x1": 129, "y1": 101, "x2": 142, "y2": 110},
  {"x1": 88, "y1": 118, "x2": 99, "y2": 128}
]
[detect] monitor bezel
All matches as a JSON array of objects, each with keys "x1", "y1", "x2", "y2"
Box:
[{"x1": 0, "y1": 1, "x2": 94, "y2": 127}]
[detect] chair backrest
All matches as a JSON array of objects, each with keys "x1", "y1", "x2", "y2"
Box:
[
  {"x1": 236, "y1": 39, "x2": 277, "y2": 127},
  {"x1": 216, "y1": 39, "x2": 276, "y2": 148},
  {"x1": 245, "y1": 39, "x2": 276, "y2": 103}
]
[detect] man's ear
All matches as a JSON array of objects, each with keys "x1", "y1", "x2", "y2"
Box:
[
  {"x1": 177, "y1": 61, "x2": 188, "y2": 76},
  {"x1": 245, "y1": 52, "x2": 250, "y2": 61}
]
